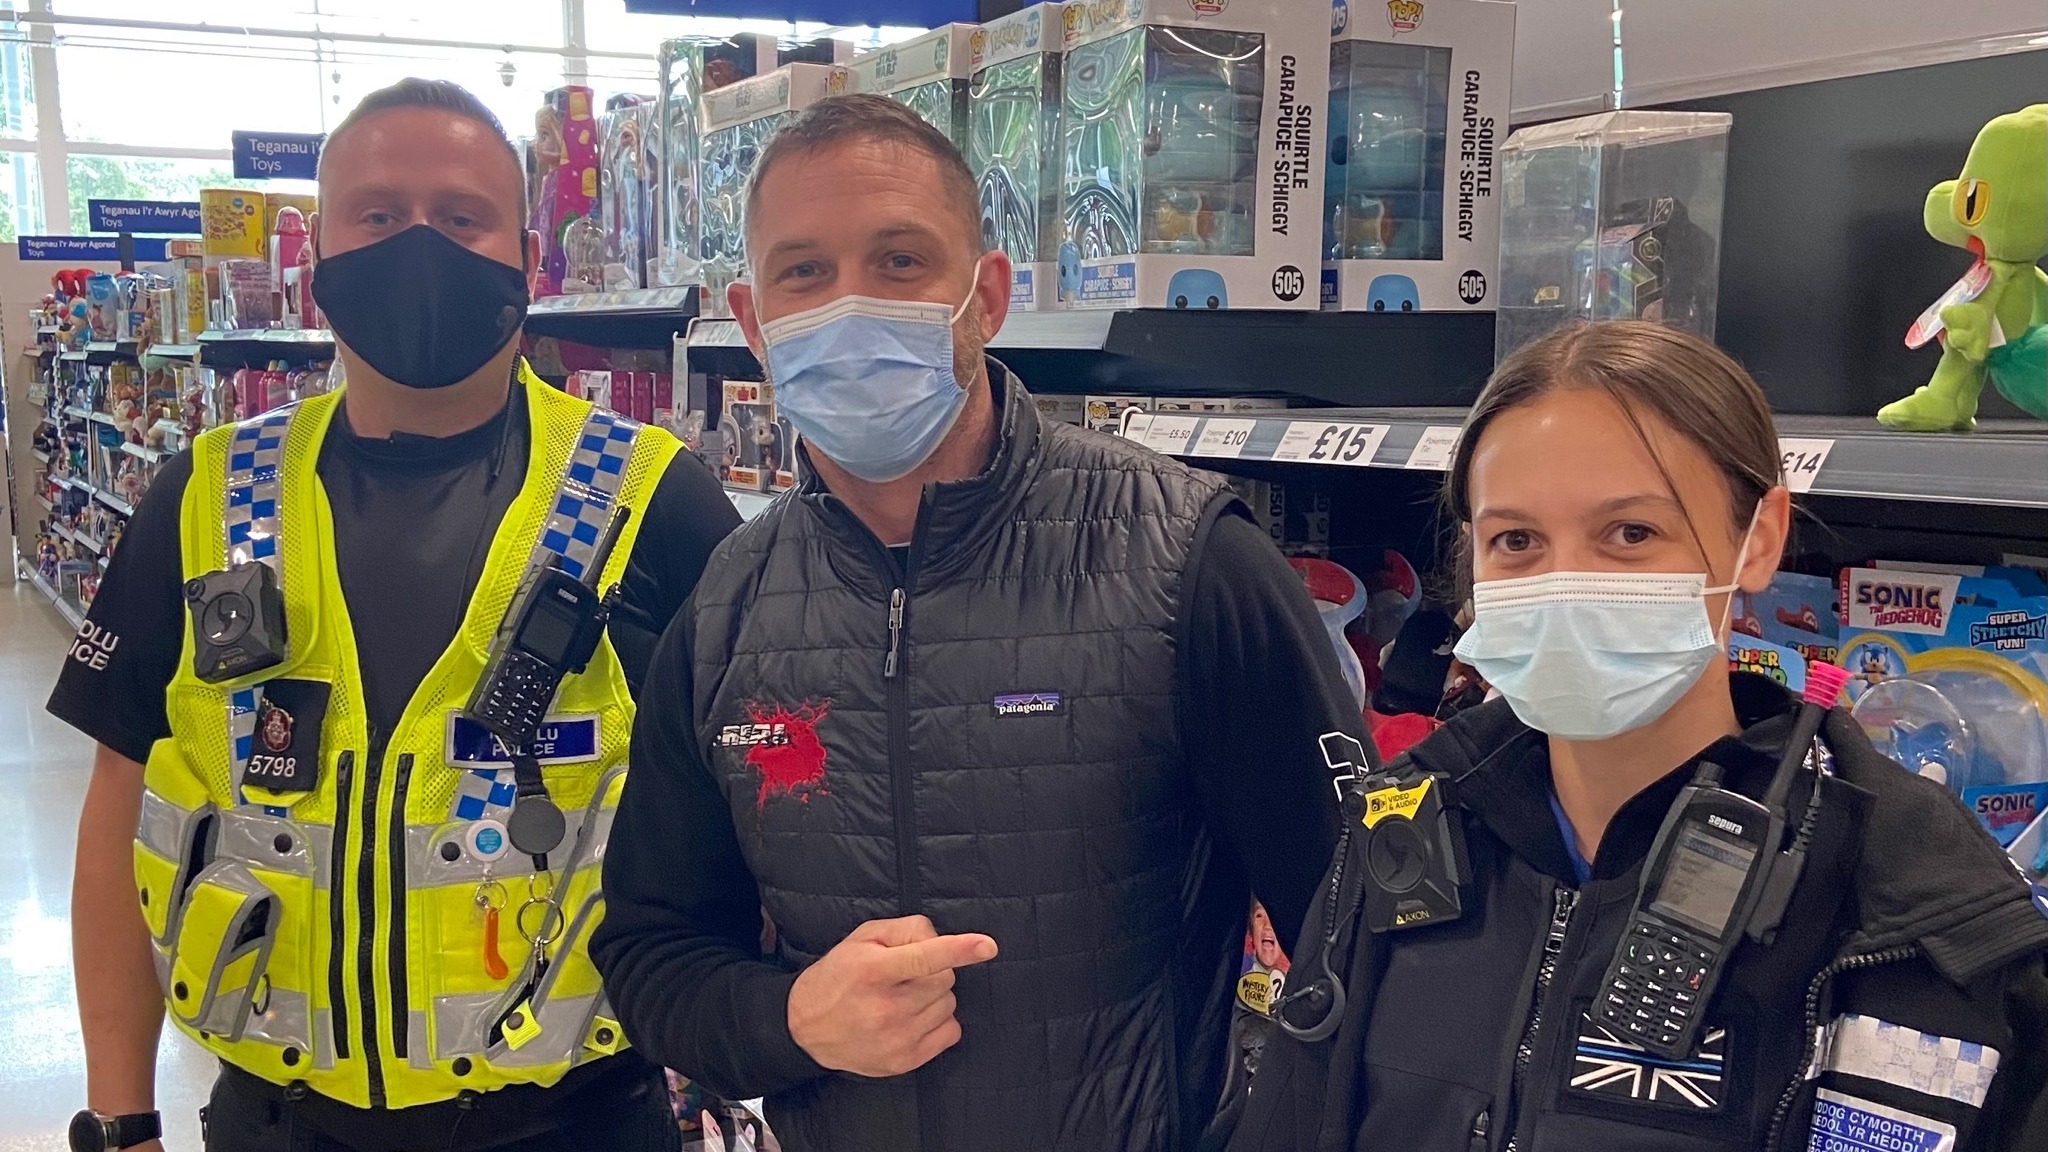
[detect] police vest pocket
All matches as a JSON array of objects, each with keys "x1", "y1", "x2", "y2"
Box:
[
  {"x1": 134, "y1": 792, "x2": 216, "y2": 949},
  {"x1": 167, "y1": 860, "x2": 280, "y2": 1042}
]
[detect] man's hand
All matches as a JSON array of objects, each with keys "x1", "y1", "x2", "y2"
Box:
[{"x1": 787, "y1": 916, "x2": 997, "y2": 1078}]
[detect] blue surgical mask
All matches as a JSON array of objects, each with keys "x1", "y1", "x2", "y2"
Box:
[
  {"x1": 1453, "y1": 570, "x2": 1743, "y2": 741},
  {"x1": 759, "y1": 271, "x2": 982, "y2": 484}
]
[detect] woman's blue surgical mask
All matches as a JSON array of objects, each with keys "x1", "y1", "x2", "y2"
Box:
[
  {"x1": 1453, "y1": 510, "x2": 1761, "y2": 741},
  {"x1": 759, "y1": 269, "x2": 982, "y2": 483}
]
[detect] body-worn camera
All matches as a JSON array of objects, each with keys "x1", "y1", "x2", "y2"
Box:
[
  {"x1": 185, "y1": 563, "x2": 289, "y2": 683},
  {"x1": 1360, "y1": 765, "x2": 1469, "y2": 933}
]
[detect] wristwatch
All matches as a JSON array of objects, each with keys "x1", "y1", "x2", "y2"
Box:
[{"x1": 67, "y1": 1110, "x2": 161, "y2": 1152}]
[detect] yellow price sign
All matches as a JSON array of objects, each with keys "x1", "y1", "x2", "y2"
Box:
[{"x1": 1362, "y1": 776, "x2": 1433, "y2": 829}]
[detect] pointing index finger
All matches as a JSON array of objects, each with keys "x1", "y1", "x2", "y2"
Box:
[{"x1": 887, "y1": 933, "x2": 998, "y2": 982}]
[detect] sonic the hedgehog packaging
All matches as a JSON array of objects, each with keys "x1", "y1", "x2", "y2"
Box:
[{"x1": 1835, "y1": 564, "x2": 2048, "y2": 850}]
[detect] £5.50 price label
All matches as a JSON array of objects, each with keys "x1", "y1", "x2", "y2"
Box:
[
  {"x1": 1778, "y1": 437, "x2": 1836, "y2": 494},
  {"x1": 1119, "y1": 410, "x2": 1156, "y2": 441},
  {"x1": 1191, "y1": 418, "x2": 1257, "y2": 458},
  {"x1": 1273, "y1": 421, "x2": 1390, "y2": 466},
  {"x1": 1143, "y1": 415, "x2": 1202, "y2": 455}
]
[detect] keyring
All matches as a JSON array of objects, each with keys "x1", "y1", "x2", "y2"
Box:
[
  {"x1": 475, "y1": 879, "x2": 507, "y2": 909},
  {"x1": 517, "y1": 895, "x2": 565, "y2": 948}
]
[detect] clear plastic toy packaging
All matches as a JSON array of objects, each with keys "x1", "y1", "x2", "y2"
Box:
[
  {"x1": 849, "y1": 24, "x2": 978, "y2": 149},
  {"x1": 1839, "y1": 564, "x2": 2048, "y2": 848},
  {"x1": 1493, "y1": 110, "x2": 1731, "y2": 361},
  {"x1": 968, "y1": 4, "x2": 1065, "y2": 310},
  {"x1": 697, "y1": 64, "x2": 849, "y2": 320},
  {"x1": 1322, "y1": 0, "x2": 1514, "y2": 312},
  {"x1": 1057, "y1": 0, "x2": 1328, "y2": 311},
  {"x1": 599, "y1": 95, "x2": 657, "y2": 291}
]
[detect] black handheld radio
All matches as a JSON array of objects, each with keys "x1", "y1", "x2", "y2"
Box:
[
  {"x1": 464, "y1": 506, "x2": 631, "y2": 861},
  {"x1": 1593, "y1": 663, "x2": 1851, "y2": 1058},
  {"x1": 467, "y1": 507, "x2": 631, "y2": 746}
]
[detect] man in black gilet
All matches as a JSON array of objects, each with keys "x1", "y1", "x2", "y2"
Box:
[{"x1": 594, "y1": 94, "x2": 1360, "y2": 1152}]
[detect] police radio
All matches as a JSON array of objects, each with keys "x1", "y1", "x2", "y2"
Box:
[
  {"x1": 185, "y1": 562, "x2": 289, "y2": 683},
  {"x1": 467, "y1": 508, "x2": 630, "y2": 748},
  {"x1": 1595, "y1": 663, "x2": 1851, "y2": 1059},
  {"x1": 464, "y1": 507, "x2": 630, "y2": 863}
]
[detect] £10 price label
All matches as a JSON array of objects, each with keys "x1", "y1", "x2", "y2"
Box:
[
  {"x1": 1777, "y1": 437, "x2": 1836, "y2": 494},
  {"x1": 1272, "y1": 421, "x2": 1390, "y2": 466},
  {"x1": 1190, "y1": 418, "x2": 1257, "y2": 458}
]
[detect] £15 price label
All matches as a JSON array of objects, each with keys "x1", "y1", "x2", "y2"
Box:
[
  {"x1": 1191, "y1": 418, "x2": 1257, "y2": 458},
  {"x1": 1273, "y1": 421, "x2": 1389, "y2": 466},
  {"x1": 1777, "y1": 437, "x2": 1835, "y2": 494},
  {"x1": 1143, "y1": 415, "x2": 1202, "y2": 454}
]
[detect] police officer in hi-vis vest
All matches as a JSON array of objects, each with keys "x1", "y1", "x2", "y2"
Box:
[{"x1": 50, "y1": 79, "x2": 739, "y2": 1152}]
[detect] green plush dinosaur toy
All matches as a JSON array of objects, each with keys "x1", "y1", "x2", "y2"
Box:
[{"x1": 1878, "y1": 103, "x2": 2047, "y2": 431}]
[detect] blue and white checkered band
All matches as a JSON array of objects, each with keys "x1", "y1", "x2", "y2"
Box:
[
  {"x1": 527, "y1": 408, "x2": 641, "y2": 582},
  {"x1": 448, "y1": 408, "x2": 640, "y2": 821},
  {"x1": 225, "y1": 407, "x2": 295, "y2": 576},
  {"x1": 223, "y1": 406, "x2": 297, "y2": 814}
]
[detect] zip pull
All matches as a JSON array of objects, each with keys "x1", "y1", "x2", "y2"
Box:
[
  {"x1": 1545, "y1": 888, "x2": 1576, "y2": 953},
  {"x1": 884, "y1": 587, "x2": 906, "y2": 680},
  {"x1": 1468, "y1": 1108, "x2": 1490, "y2": 1152}
]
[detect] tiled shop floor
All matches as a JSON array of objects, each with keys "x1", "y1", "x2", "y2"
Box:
[{"x1": 0, "y1": 583, "x2": 211, "y2": 1151}]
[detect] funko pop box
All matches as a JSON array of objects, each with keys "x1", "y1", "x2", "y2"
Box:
[
  {"x1": 1321, "y1": 0, "x2": 1515, "y2": 313},
  {"x1": 849, "y1": 24, "x2": 981, "y2": 149},
  {"x1": 969, "y1": 3, "x2": 1066, "y2": 311},
  {"x1": 1057, "y1": 0, "x2": 1331, "y2": 311},
  {"x1": 697, "y1": 63, "x2": 849, "y2": 319}
]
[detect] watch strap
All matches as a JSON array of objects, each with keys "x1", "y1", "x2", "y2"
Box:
[{"x1": 109, "y1": 1112, "x2": 161, "y2": 1150}]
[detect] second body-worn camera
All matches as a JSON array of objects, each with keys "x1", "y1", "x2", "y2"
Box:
[{"x1": 184, "y1": 563, "x2": 289, "y2": 684}]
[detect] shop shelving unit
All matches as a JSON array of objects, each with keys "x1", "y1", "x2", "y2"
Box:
[{"x1": 9, "y1": 323, "x2": 336, "y2": 622}]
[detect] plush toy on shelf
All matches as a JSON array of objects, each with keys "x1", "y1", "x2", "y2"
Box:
[{"x1": 1878, "y1": 104, "x2": 2047, "y2": 431}]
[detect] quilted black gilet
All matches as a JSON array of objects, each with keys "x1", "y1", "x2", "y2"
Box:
[{"x1": 688, "y1": 369, "x2": 1236, "y2": 1151}]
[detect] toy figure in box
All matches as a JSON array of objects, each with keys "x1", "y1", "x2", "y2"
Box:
[
  {"x1": 1879, "y1": 104, "x2": 2047, "y2": 431},
  {"x1": 532, "y1": 87, "x2": 602, "y2": 298}
]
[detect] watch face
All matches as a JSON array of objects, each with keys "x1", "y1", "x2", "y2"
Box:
[{"x1": 67, "y1": 1111, "x2": 108, "y2": 1152}]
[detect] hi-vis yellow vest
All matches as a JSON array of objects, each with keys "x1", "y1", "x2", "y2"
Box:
[{"x1": 133, "y1": 366, "x2": 680, "y2": 1110}]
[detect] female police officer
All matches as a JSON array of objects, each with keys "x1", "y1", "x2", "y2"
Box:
[{"x1": 1226, "y1": 322, "x2": 2048, "y2": 1152}]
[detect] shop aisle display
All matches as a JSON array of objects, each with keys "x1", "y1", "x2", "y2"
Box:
[{"x1": 4, "y1": 14, "x2": 2043, "y2": 1109}]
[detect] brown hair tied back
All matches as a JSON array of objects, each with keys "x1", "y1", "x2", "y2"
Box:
[{"x1": 1444, "y1": 321, "x2": 1786, "y2": 586}]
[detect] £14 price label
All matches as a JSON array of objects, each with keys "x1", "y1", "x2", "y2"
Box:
[
  {"x1": 1777, "y1": 437, "x2": 1836, "y2": 494},
  {"x1": 1191, "y1": 418, "x2": 1257, "y2": 458},
  {"x1": 1273, "y1": 421, "x2": 1389, "y2": 466}
]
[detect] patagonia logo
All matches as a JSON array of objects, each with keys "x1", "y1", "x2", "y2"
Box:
[{"x1": 992, "y1": 692, "x2": 1064, "y2": 717}]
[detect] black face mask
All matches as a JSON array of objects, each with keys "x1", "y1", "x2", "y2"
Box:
[{"x1": 311, "y1": 224, "x2": 529, "y2": 390}]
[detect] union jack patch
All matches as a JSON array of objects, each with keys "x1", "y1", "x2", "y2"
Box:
[{"x1": 1570, "y1": 1018, "x2": 1725, "y2": 1112}]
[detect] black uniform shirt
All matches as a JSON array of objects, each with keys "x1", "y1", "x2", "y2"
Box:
[{"x1": 47, "y1": 385, "x2": 740, "y2": 1147}]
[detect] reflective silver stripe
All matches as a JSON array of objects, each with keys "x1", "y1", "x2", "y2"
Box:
[
  {"x1": 214, "y1": 809, "x2": 329, "y2": 886},
  {"x1": 405, "y1": 814, "x2": 591, "y2": 889},
  {"x1": 137, "y1": 789, "x2": 196, "y2": 862},
  {"x1": 433, "y1": 992, "x2": 502, "y2": 1062},
  {"x1": 245, "y1": 986, "x2": 313, "y2": 1053},
  {"x1": 489, "y1": 994, "x2": 599, "y2": 1068},
  {"x1": 409, "y1": 1011, "x2": 434, "y2": 1071},
  {"x1": 314, "y1": 1008, "x2": 337, "y2": 1070}
]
